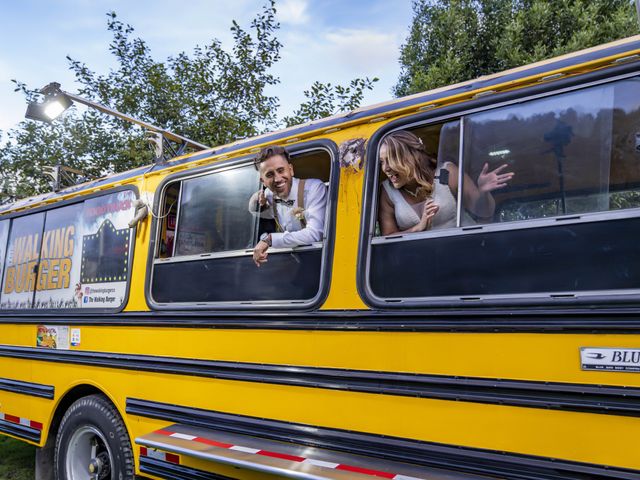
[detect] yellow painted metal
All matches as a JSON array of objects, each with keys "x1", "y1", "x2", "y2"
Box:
[
  {"x1": 2, "y1": 353, "x2": 638, "y2": 471},
  {"x1": 2, "y1": 36, "x2": 640, "y2": 478},
  {"x1": 124, "y1": 173, "x2": 162, "y2": 312},
  {"x1": 3, "y1": 323, "x2": 640, "y2": 386}
]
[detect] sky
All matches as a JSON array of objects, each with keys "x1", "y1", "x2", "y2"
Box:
[{"x1": 0, "y1": 0, "x2": 414, "y2": 134}]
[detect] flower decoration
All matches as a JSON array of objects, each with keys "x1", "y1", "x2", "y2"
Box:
[{"x1": 292, "y1": 207, "x2": 305, "y2": 222}]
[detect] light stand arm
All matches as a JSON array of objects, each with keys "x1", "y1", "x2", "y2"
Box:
[{"x1": 62, "y1": 90, "x2": 209, "y2": 152}]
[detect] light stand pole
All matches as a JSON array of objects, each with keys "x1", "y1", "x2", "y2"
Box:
[{"x1": 25, "y1": 82, "x2": 209, "y2": 163}]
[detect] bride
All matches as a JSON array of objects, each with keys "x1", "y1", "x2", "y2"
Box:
[{"x1": 378, "y1": 130, "x2": 514, "y2": 235}]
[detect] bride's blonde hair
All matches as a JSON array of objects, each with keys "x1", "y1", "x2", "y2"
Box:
[{"x1": 381, "y1": 130, "x2": 437, "y2": 197}]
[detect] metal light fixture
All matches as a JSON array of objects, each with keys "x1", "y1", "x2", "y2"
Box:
[
  {"x1": 25, "y1": 84, "x2": 73, "y2": 123},
  {"x1": 25, "y1": 82, "x2": 209, "y2": 162}
]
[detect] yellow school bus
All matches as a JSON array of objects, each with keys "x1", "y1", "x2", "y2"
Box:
[{"x1": 2, "y1": 35, "x2": 640, "y2": 480}]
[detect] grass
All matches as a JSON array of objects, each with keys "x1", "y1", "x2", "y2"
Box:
[{"x1": 0, "y1": 436, "x2": 34, "y2": 480}]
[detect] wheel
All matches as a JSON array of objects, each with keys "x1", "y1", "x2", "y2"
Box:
[{"x1": 54, "y1": 394, "x2": 134, "y2": 480}]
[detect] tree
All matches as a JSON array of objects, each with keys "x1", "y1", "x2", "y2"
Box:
[
  {"x1": 395, "y1": 0, "x2": 640, "y2": 97},
  {"x1": 283, "y1": 77, "x2": 378, "y2": 127},
  {"x1": 0, "y1": 1, "x2": 376, "y2": 200}
]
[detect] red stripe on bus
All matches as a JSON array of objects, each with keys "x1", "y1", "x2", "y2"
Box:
[
  {"x1": 147, "y1": 428, "x2": 403, "y2": 478},
  {"x1": 29, "y1": 420, "x2": 43, "y2": 430},
  {"x1": 4, "y1": 414, "x2": 20, "y2": 424},
  {"x1": 257, "y1": 450, "x2": 305, "y2": 462},
  {"x1": 165, "y1": 453, "x2": 180, "y2": 464},
  {"x1": 194, "y1": 437, "x2": 234, "y2": 449},
  {"x1": 336, "y1": 464, "x2": 395, "y2": 478}
]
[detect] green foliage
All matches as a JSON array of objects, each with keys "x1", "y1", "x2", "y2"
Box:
[
  {"x1": 67, "y1": 6, "x2": 283, "y2": 147},
  {"x1": 0, "y1": 92, "x2": 149, "y2": 200},
  {"x1": 283, "y1": 77, "x2": 379, "y2": 127},
  {"x1": 395, "y1": 0, "x2": 640, "y2": 97},
  {"x1": 0, "y1": 436, "x2": 34, "y2": 480},
  {"x1": 610, "y1": 190, "x2": 640, "y2": 210},
  {"x1": 498, "y1": 190, "x2": 640, "y2": 223},
  {"x1": 0, "y1": 1, "x2": 375, "y2": 201}
]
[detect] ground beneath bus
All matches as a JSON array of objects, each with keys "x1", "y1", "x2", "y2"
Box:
[{"x1": 0, "y1": 436, "x2": 33, "y2": 480}]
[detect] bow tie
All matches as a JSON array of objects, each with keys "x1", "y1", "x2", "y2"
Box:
[{"x1": 274, "y1": 198, "x2": 294, "y2": 207}]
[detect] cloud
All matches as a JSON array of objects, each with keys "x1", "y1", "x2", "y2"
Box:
[
  {"x1": 324, "y1": 29, "x2": 399, "y2": 74},
  {"x1": 270, "y1": 26, "x2": 403, "y2": 118},
  {"x1": 277, "y1": 0, "x2": 310, "y2": 25}
]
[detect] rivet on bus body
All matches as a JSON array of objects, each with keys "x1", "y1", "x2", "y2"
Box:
[
  {"x1": 323, "y1": 128, "x2": 340, "y2": 134},
  {"x1": 418, "y1": 103, "x2": 439, "y2": 112},
  {"x1": 285, "y1": 138, "x2": 300, "y2": 144},
  {"x1": 539, "y1": 73, "x2": 565, "y2": 82},
  {"x1": 368, "y1": 117, "x2": 387, "y2": 123}
]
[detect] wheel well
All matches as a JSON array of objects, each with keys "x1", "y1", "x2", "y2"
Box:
[
  {"x1": 46, "y1": 384, "x2": 104, "y2": 444},
  {"x1": 36, "y1": 384, "x2": 109, "y2": 480}
]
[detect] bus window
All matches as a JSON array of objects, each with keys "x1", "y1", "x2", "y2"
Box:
[
  {"x1": 158, "y1": 183, "x2": 179, "y2": 258},
  {"x1": 462, "y1": 78, "x2": 640, "y2": 224},
  {"x1": 0, "y1": 190, "x2": 136, "y2": 311},
  {"x1": 76, "y1": 191, "x2": 135, "y2": 309},
  {"x1": 174, "y1": 165, "x2": 259, "y2": 256},
  {"x1": 414, "y1": 120, "x2": 461, "y2": 228},
  {"x1": 0, "y1": 220, "x2": 9, "y2": 303},
  {"x1": 33, "y1": 203, "x2": 83, "y2": 309},
  {"x1": 1, "y1": 212, "x2": 44, "y2": 309},
  {"x1": 150, "y1": 146, "x2": 334, "y2": 308},
  {"x1": 375, "y1": 120, "x2": 461, "y2": 236},
  {"x1": 368, "y1": 76, "x2": 640, "y2": 306}
]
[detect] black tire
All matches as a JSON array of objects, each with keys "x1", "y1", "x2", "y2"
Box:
[{"x1": 54, "y1": 394, "x2": 134, "y2": 480}]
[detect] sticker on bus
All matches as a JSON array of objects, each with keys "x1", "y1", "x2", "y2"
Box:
[{"x1": 36, "y1": 325, "x2": 70, "y2": 349}]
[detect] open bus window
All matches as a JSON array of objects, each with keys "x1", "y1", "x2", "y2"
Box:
[
  {"x1": 463, "y1": 77, "x2": 640, "y2": 224},
  {"x1": 375, "y1": 121, "x2": 461, "y2": 236},
  {"x1": 375, "y1": 76, "x2": 640, "y2": 239},
  {"x1": 368, "y1": 75, "x2": 640, "y2": 305},
  {"x1": 158, "y1": 183, "x2": 179, "y2": 258},
  {"x1": 150, "y1": 147, "x2": 334, "y2": 307},
  {"x1": 0, "y1": 221, "x2": 8, "y2": 299}
]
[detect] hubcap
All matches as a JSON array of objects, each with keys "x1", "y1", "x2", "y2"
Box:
[{"x1": 65, "y1": 425, "x2": 113, "y2": 480}]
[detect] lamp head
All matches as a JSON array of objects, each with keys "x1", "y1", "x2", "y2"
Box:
[{"x1": 25, "y1": 82, "x2": 73, "y2": 123}]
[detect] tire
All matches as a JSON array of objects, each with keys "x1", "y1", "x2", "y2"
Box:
[{"x1": 54, "y1": 394, "x2": 134, "y2": 480}]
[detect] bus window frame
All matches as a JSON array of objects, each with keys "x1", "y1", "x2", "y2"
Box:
[
  {"x1": 0, "y1": 185, "x2": 139, "y2": 315},
  {"x1": 358, "y1": 67, "x2": 640, "y2": 310},
  {"x1": 0, "y1": 219, "x2": 10, "y2": 304},
  {"x1": 170, "y1": 181, "x2": 183, "y2": 258},
  {"x1": 145, "y1": 139, "x2": 339, "y2": 311}
]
